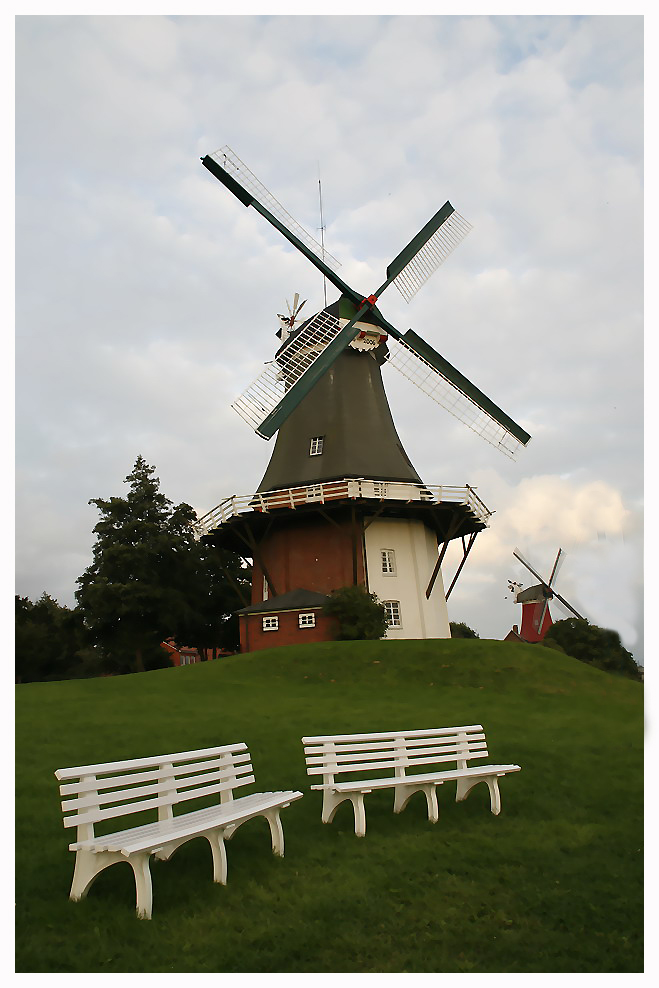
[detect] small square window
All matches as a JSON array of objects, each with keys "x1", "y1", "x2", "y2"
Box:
[
  {"x1": 309, "y1": 436, "x2": 324, "y2": 456},
  {"x1": 298, "y1": 612, "x2": 316, "y2": 628},
  {"x1": 381, "y1": 549, "x2": 396, "y2": 575},
  {"x1": 262, "y1": 616, "x2": 279, "y2": 632},
  {"x1": 384, "y1": 601, "x2": 402, "y2": 628}
]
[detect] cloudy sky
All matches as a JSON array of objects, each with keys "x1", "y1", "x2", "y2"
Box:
[{"x1": 15, "y1": 13, "x2": 644, "y2": 661}]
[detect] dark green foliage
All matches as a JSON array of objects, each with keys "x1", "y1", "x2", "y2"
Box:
[
  {"x1": 323, "y1": 584, "x2": 388, "y2": 640},
  {"x1": 15, "y1": 593, "x2": 93, "y2": 683},
  {"x1": 15, "y1": 639, "x2": 643, "y2": 973},
  {"x1": 449, "y1": 621, "x2": 479, "y2": 639},
  {"x1": 544, "y1": 618, "x2": 641, "y2": 680},
  {"x1": 75, "y1": 456, "x2": 250, "y2": 675}
]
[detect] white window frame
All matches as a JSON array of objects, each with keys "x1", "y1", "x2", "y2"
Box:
[
  {"x1": 309, "y1": 436, "x2": 324, "y2": 456},
  {"x1": 383, "y1": 600, "x2": 402, "y2": 628},
  {"x1": 298, "y1": 612, "x2": 316, "y2": 628},
  {"x1": 381, "y1": 549, "x2": 396, "y2": 576},
  {"x1": 262, "y1": 616, "x2": 279, "y2": 632}
]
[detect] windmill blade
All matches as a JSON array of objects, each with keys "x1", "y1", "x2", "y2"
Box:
[
  {"x1": 549, "y1": 590, "x2": 584, "y2": 621},
  {"x1": 386, "y1": 204, "x2": 473, "y2": 304},
  {"x1": 202, "y1": 148, "x2": 362, "y2": 306},
  {"x1": 231, "y1": 308, "x2": 342, "y2": 435},
  {"x1": 512, "y1": 548, "x2": 547, "y2": 586},
  {"x1": 547, "y1": 548, "x2": 564, "y2": 589},
  {"x1": 535, "y1": 597, "x2": 550, "y2": 634},
  {"x1": 386, "y1": 331, "x2": 531, "y2": 457}
]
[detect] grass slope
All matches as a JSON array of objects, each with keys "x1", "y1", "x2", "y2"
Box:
[{"x1": 15, "y1": 639, "x2": 643, "y2": 973}]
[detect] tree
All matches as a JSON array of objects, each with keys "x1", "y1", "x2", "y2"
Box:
[
  {"x1": 323, "y1": 585, "x2": 388, "y2": 641},
  {"x1": 174, "y1": 540, "x2": 252, "y2": 656},
  {"x1": 75, "y1": 456, "x2": 248, "y2": 674},
  {"x1": 449, "y1": 621, "x2": 479, "y2": 639},
  {"x1": 15, "y1": 593, "x2": 90, "y2": 683},
  {"x1": 543, "y1": 618, "x2": 641, "y2": 680}
]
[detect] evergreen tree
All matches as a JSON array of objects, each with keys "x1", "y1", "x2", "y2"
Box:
[{"x1": 75, "y1": 456, "x2": 249, "y2": 673}]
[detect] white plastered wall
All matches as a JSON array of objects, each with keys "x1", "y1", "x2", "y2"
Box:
[{"x1": 364, "y1": 516, "x2": 450, "y2": 640}]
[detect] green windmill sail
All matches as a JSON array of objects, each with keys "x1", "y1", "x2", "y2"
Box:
[{"x1": 202, "y1": 146, "x2": 531, "y2": 459}]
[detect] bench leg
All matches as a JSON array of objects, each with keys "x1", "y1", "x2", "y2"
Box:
[
  {"x1": 128, "y1": 852, "x2": 153, "y2": 920},
  {"x1": 264, "y1": 809, "x2": 285, "y2": 856},
  {"x1": 456, "y1": 776, "x2": 502, "y2": 815},
  {"x1": 69, "y1": 849, "x2": 123, "y2": 903},
  {"x1": 69, "y1": 849, "x2": 153, "y2": 919},
  {"x1": 486, "y1": 777, "x2": 502, "y2": 815},
  {"x1": 393, "y1": 784, "x2": 439, "y2": 823},
  {"x1": 322, "y1": 790, "x2": 367, "y2": 836},
  {"x1": 206, "y1": 830, "x2": 228, "y2": 884}
]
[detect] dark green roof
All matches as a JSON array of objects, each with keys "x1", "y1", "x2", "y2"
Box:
[{"x1": 236, "y1": 588, "x2": 329, "y2": 615}]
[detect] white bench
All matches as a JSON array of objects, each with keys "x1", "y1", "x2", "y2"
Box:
[
  {"x1": 302, "y1": 725, "x2": 520, "y2": 836},
  {"x1": 54, "y1": 743, "x2": 303, "y2": 918}
]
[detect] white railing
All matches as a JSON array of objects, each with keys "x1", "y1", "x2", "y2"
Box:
[{"x1": 194, "y1": 478, "x2": 491, "y2": 538}]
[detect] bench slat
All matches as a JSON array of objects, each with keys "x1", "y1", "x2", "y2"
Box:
[
  {"x1": 54, "y1": 743, "x2": 249, "y2": 781},
  {"x1": 58, "y1": 752, "x2": 252, "y2": 796},
  {"x1": 301, "y1": 725, "x2": 483, "y2": 744},
  {"x1": 303, "y1": 732, "x2": 486, "y2": 757},
  {"x1": 63, "y1": 775, "x2": 256, "y2": 828},
  {"x1": 305, "y1": 749, "x2": 489, "y2": 776},
  {"x1": 304, "y1": 742, "x2": 487, "y2": 768},
  {"x1": 61, "y1": 764, "x2": 254, "y2": 812}
]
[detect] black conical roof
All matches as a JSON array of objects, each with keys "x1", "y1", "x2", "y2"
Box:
[{"x1": 256, "y1": 333, "x2": 423, "y2": 493}]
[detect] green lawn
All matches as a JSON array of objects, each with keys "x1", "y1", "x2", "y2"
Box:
[{"x1": 15, "y1": 639, "x2": 643, "y2": 973}]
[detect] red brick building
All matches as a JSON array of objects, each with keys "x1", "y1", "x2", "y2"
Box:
[{"x1": 236, "y1": 589, "x2": 338, "y2": 652}]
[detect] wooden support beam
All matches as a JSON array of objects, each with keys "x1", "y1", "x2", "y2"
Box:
[
  {"x1": 233, "y1": 521, "x2": 279, "y2": 599},
  {"x1": 445, "y1": 532, "x2": 478, "y2": 601},
  {"x1": 425, "y1": 513, "x2": 463, "y2": 599}
]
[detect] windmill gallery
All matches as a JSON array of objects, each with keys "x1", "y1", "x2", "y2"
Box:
[{"x1": 195, "y1": 148, "x2": 532, "y2": 653}]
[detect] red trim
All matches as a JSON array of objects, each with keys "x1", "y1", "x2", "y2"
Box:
[{"x1": 360, "y1": 295, "x2": 378, "y2": 307}]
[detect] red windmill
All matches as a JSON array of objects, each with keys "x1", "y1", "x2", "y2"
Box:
[{"x1": 508, "y1": 547, "x2": 584, "y2": 643}]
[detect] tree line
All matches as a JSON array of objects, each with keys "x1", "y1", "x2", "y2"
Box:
[{"x1": 16, "y1": 456, "x2": 251, "y2": 682}]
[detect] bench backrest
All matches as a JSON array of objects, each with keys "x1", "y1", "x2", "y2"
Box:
[
  {"x1": 55, "y1": 743, "x2": 254, "y2": 843},
  {"x1": 302, "y1": 726, "x2": 489, "y2": 783}
]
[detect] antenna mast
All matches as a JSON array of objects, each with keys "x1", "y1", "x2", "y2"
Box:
[{"x1": 318, "y1": 164, "x2": 328, "y2": 307}]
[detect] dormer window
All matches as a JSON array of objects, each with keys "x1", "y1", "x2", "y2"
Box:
[{"x1": 309, "y1": 436, "x2": 324, "y2": 456}]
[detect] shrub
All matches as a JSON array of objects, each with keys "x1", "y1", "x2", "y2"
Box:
[{"x1": 323, "y1": 585, "x2": 388, "y2": 641}]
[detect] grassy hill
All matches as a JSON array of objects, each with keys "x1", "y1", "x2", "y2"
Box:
[{"x1": 15, "y1": 639, "x2": 643, "y2": 973}]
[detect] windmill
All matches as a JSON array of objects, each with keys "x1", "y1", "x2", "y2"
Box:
[
  {"x1": 510, "y1": 547, "x2": 585, "y2": 642},
  {"x1": 196, "y1": 147, "x2": 531, "y2": 652}
]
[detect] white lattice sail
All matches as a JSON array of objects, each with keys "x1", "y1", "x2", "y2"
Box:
[
  {"x1": 385, "y1": 339, "x2": 523, "y2": 458},
  {"x1": 209, "y1": 147, "x2": 342, "y2": 274},
  {"x1": 393, "y1": 211, "x2": 472, "y2": 303},
  {"x1": 231, "y1": 309, "x2": 341, "y2": 435}
]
